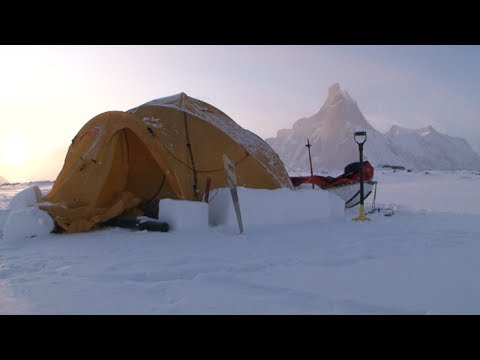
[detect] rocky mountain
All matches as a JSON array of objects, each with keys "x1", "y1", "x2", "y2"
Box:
[
  {"x1": 385, "y1": 125, "x2": 480, "y2": 170},
  {"x1": 266, "y1": 83, "x2": 480, "y2": 172}
]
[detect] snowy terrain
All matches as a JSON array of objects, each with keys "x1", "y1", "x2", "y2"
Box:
[
  {"x1": 266, "y1": 83, "x2": 480, "y2": 172},
  {"x1": 385, "y1": 125, "x2": 480, "y2": 170},
  {"x1": 1, "y1": 170, "x2": 480, "y2": 314}
]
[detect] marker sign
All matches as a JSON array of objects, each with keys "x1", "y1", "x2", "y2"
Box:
[{"x1": 222, "y1": 154, "x2": 244, "y2": 234}]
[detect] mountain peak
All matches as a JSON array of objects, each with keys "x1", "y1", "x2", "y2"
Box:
[
  {"x1": 267, "y1": 83, "x2": 480, "y2": 171},
  {"x1": 386, "y1": 125, "x2": 416, "y2": 137},
  {"x1": 325, "y1": 83, "x2": 354, "y2": 108},
  {"x1": 419, "y1": 125, "x2": 436, "y2": 137},
  {"x1": 329, "y1": 82, "x2": 341, "y2": 95},
  {"x1": 386, "y1": 125, "x2": 440, "y2": 138}
]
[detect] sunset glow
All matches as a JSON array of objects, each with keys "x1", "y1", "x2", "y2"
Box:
[
  {"x1": 1, "y1": 45, "x2": 480, "y2": 182},
  {"x1": 1, "y1": 130, "x2": 29, "y2": 167}
]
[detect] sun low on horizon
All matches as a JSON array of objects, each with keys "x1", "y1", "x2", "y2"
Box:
[
  {"x1": 1, "y1": 129, "x2": 30, "y2": 166},
  {"x1": 0, "y1": 130, "x2": 32, "y2": 182},
  {"x1": 0, "y1": 128, "x2": 67, "y2": 183}
]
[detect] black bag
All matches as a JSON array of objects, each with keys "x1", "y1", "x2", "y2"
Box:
[
  {"x1": 137, "y1": 220, "x2": 169, "y2": 232},
  {"x1": 343, "y1": 162, "x2": 362, "y2": 178}
]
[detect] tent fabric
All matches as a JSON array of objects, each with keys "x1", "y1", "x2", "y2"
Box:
[
  {"x1": 39, "y1": 93, "x2": 293, "y2": 233},
  {"x1": 290, "y1": 161, "x2": 374, "y2": 188}
]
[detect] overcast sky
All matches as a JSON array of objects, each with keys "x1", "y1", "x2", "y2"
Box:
[{"x1": 1, "y1": 45, "x2": 479, "y2": 182}]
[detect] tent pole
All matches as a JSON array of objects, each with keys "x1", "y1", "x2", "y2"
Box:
[{"x1": 184, "y1": 112, "x2": 199, "y2": 200}]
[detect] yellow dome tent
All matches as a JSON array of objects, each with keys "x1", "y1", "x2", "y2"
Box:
[{"x1": 39, "y1": 93, "x2": 293, "y2": 233}]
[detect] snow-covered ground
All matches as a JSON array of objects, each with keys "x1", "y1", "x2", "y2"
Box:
[{"x1": 1, "y1": 170, "x2": 480, "y2": 314}]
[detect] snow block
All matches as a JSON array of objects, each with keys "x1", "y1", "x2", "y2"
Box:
[
  {"x1": 158, "y1": 199, "x2": 209, "y2": 231},
  {"x1": 3, "y1": 206, "x2": 55, "y2": 241},
  {"x1": 208, "y1": 187, "x2": 344, "y2": 230},
  {"x1": 0, "y1": 209, "x2": 10, "y2": 231},
  {"x1": 7, "y1": 186, "x2": 43, "y2": 210}
]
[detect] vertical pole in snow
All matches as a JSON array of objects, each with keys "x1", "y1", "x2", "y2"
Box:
[
  {"x1": 223, "y1": 154, "x2": 244, "y2": 234},
  {"x1": 353, "y1": 131, "x2": 371, "y2": 221},
  {"x1": 204, "y1": 176, "x2": 212, "y2": 203},
  {"x1": 306, "y1": 138, "x2": 314, "y2": 189}
]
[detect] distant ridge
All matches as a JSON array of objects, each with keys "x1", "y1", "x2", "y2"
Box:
[{"x1": 266, "y1": 83, "x2": 480, "y2": 172}]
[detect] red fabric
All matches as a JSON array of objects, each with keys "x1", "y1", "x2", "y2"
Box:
[{"x1": 290, "y1": 162, "x2": 374, "y2": 188}]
